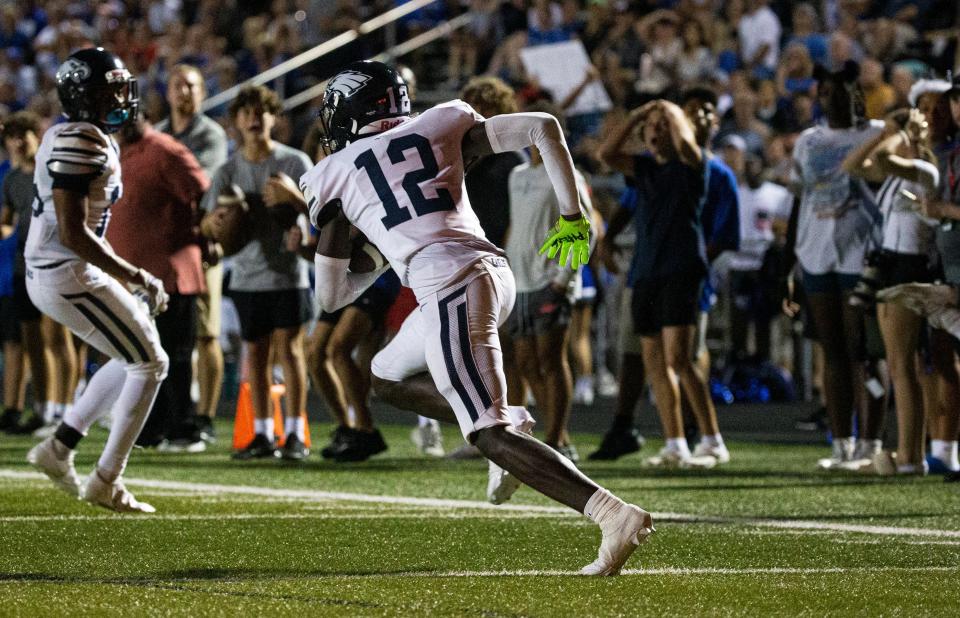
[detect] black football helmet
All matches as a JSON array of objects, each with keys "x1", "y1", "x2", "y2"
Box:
[
  {"x1": 56, "y1": 47, "x2": 139, "y2": 133},
  {"x1": 318, "y1": 60, "x2": 411, "y2": 154}
]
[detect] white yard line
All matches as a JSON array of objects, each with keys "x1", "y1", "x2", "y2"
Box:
[
  {"x1": 2, "y1": 469, "x2": 959, "y2": 539},
  {"x1": 333, "y1": 566, "x2": 960, "y2": 578}
]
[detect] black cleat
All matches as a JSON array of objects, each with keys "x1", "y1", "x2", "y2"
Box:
[
  {"x1": 281, "y1": 432, "x2": 310, "y2": 461},
  {"x1": 588, "y1": 427, "x2": 645, "y2": 461},
  {"x1": 232, "y1": 433, "x2": 280, "y2": 460},
  {"x1": 320, "y1": 425, "x2": 352, "y2": 459},
  {"x1": 194, "y1": 415, "x2": 216, "y2": 444},
  {"x1": 333, "y1": 428, "x2": 388, "y2": 463},
  {"x1": 946, "y1": 470, "x2": 960, "y2": 483},
  {"x1": 0, "y1": 408, "x2": 22, "y2": 433},
  {"x1": 11, "y1": 411, "x2": 45, "y2": 435}
]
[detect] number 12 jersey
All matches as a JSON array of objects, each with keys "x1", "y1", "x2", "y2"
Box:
[{"x1": 300, "y1": 100, "x2": 501, "y2": 297}]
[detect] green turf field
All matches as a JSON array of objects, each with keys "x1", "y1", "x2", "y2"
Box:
[{"x1": 1, "y1": 421, "x2": 959, "y2": 616}]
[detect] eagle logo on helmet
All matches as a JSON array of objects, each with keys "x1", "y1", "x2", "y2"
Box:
[
  {"x1": 60, "y1": 58, "x2": 91, "y2": 83},
  {"x1": 327, "y1": 70, "x2": 372, "y2": 97}
]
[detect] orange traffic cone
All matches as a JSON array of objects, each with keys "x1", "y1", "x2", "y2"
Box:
[{"x1": 233, "y1": 382, "x2": 311, "y2": 449}]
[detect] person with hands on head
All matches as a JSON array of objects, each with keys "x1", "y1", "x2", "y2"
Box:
[{"x1": 597, "y1": 98, "x2": 721, "y2": 470}]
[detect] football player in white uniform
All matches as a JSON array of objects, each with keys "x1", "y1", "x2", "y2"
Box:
[
  {"x1": 300, "y1": 61, "x2": 653, "y2": 575},
  {"x1": 24, "y1": 48, "x2": 169, "y2": 513}
]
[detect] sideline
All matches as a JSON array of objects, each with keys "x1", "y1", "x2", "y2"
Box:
[{"x1": 2, "y1": 469, "x2": 959, "y2": 538}]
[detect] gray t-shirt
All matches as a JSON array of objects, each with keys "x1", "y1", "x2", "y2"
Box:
[
  {"x1": 203, "y1": 143, "x2": 313, "y2": 292},
  {"x1": 156, "y1": 114, "x2": 228, "y2": 180},
  {"x1": 2, "y1": 166, "x2": 36, "y2": 275}
]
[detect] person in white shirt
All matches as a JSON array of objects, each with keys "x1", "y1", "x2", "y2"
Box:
[
  {"x1": 845, "y1": 107, "x2": 942, "y2": 475},
  {"x1": 24, "y1": 48, "x2": 168, "y2": 513},
  {"x1": 738, "y1": 0, "x2": 781, "y2": 77},
  {"x1": 788, "y1": 61, "x2": 884, "y2": 471},
  {"x1": 721, "y1": 139, "x2": 792, "y2": 362},
  {"x1": 301, "y1": 60, "x2": 652, "y2": 575}
]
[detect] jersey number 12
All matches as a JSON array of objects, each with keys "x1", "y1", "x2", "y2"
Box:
[{"x1": 354, "y1": 133, "x2": 455, "y2": 230}]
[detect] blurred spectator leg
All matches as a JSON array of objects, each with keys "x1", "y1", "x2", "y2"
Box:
[{"x1": 196, "y1": 262, "x2": 224, "y2": 441}]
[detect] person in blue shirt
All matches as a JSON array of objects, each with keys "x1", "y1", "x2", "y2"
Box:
[{"x1": 591, "y1": 88, "x2": 737, "y2": 465}]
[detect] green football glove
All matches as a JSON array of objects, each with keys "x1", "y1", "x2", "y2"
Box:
[{"x1": 539, "y1": 215, "x2": 591, "y2": 270}]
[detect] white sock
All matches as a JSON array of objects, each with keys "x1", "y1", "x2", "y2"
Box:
[
  {"x1": 701, "y1": 434, "x2": 724, "y2": 449},
  {"x1": 62, "y1": 403, "x2": 73, "y2": 419},
  {"x1": 665, "y1": 437, "x2": 691, "y2": 457},
  {"x1": 284, "y1": 415, "x2": 305, "y2": 441},
  {"x1": 948, "y1": 441, "x2": 960, "y2": 471},
  {"x1": 931, "y1": 440, "x2": 960, "y2": 470},
  {"x1": 254, "y1": 417, "x2": 274, "y2": 438},
  {"x1": 346, "y1": 405, "x2": 357, "y2": 426},
  {"x1": 63, "y1": 360, "x2": 126, "y2": 433},
  {"x1": 575, "y1": 376, "x2": 593, "y2": 391},
  {"x1": 583, "y1": 488, "x2": 626, "y2": 528},
  {"x1": 857, "y1": 438, "x2": 881, "y2": 456},
  {"x1": 96, "y1": 364, "x2": 164, "y2": 482}
]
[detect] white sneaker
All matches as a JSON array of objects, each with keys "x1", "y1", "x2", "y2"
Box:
[
  {"x1": 817, "y1": 438, "x2": 855, "y2": 471},
  {"x1": 410, "y1": 424, "x2": 445, "y2": 457},
  {"x1": 692, "y1": 442, "x2": 730, "y2": 464},
  {"x1": 873, "y1": 450, "x2": 897, "y2": 476},
  {"x1": 447, "y1": 443, "x2": 483, "y2": 460},
  {"x1": 596, "y1": 369, "x2": 619, "y2": 398},
  {"x1": 581, "y1": 503, "x2": 654, "y2": 576},
  {"x1": 646, "y1": 447, "x2": 716, "y2": 469},
  {"x1": 573, "y1": 379, "x2": 595, "y2": 405},
  {"x1": 837, "y1": 440, "x2": 882, "y2": 473},
  {"x1": 82, "y1": 471, "x2": 156, "y2": 513},
  {"x1": 487, "y1": 460, "x2": 522, "y2": 505},
  {"x1": 33, "y1": 422, "x2": 59, "y2": 439},
  {"x1": 487, "y1": 409, "x2": 535, "y2": 504},
  {"x1": 26, "y1": 437, "x2": 81, "y2": 497}
]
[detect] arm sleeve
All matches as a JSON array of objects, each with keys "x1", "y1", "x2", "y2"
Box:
[
  {"x1": 483, "y1": 112, "x2": 581, "y2": 217},
  {"x1": 200, "y1": 163, "x2": 229, "y2": 213},
  {"x1": 313, "y1": 253, "x2": 390, "y2": 314},
  {"x1": 47, "y1": 126, "x2": 108, "y2": 194}
]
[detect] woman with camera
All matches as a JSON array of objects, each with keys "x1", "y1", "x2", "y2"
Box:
[
  {"x1": 788, "y1": 61, "x2": 885, "y2": 470},
  {"x1": 843, "y1": 108, "x2": 940, "y2": 475}
]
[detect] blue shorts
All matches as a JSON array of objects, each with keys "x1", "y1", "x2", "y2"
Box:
[{"x1": 801, "y1": 269, "x2": 861, "y2": 295}]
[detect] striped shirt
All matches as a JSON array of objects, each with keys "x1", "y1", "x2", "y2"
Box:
[{"x1": 25, "y1": 122, "x2": 122, "y2": 267}]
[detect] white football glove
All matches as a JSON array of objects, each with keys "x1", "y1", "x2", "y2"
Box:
[{"x1": 130, "y1": 268, "x2": 169, "y2": 317}]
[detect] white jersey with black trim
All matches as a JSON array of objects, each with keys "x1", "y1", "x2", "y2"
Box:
[
  {"x1": 300, "y1": 100, "x2": 500, "y2": 295},
  {"x1": 25, "y1": 121, "x2": 122, "y2": 266}
]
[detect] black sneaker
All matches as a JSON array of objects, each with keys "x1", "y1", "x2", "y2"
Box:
[
  {"x1": 232, "y1": 433, "x2": 280, "y2": 460},
  {"x1": 320, "y1": 425, "x2": 352, "y2": 459},
  {"x1": 281, "y1": 432, "x2": 310, "y2": 461},
  {"x1": 195, "y1": 416, "x2": 216, "y2": 444},
  {"x1": 946, "y1": 470, "x2": 960, "y2": 483},
  {"x1": 0, "y1": 408, "x2": 22, "y2": 433},
  {"x1": 588, "y1": 427, "x2": 645, "y2": 461},
  {"x1": 796, "y1": 406, "x2": 828, "y2": 432},
  {"x1": 11, "y1": 411, "x2": 44, "y2": 435},
  {"x1": 333, "y1": 428, "x2": 388, "y2": 462}
]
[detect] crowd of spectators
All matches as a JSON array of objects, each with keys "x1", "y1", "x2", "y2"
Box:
[{"x1": 2, "y1": 0, "x2": 960, "y2": 476}]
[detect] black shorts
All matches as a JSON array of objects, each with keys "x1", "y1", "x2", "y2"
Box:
[
  {"x1": 12, "y1": 275, "x2": 42, "y2": 322},
  {"x1": 631, "y1": 275, "x2": 703, "y2": 336},
  {"x1": 317, "y1": 282, "x2": 399, "y2": 326},
  {"x1": 880, "y1": 251, "x2": 933, "y2": 287},
  {"x1": 506, "y1": 284, "x2": 571, "y2": 338},
  {"x1": 229, "y1": 288, "x2": 314, "y2": 342},
  {"x1": 0, "y1": 296, "x2": 19, "y2": 343}
]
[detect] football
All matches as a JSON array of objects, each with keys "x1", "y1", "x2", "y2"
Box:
[
  {"x1": 348, "y1": 230, "x2": 386, "y2": 274},
  {"x1": 200, "y1": 184, "x2": 253, "y2": 257}
]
